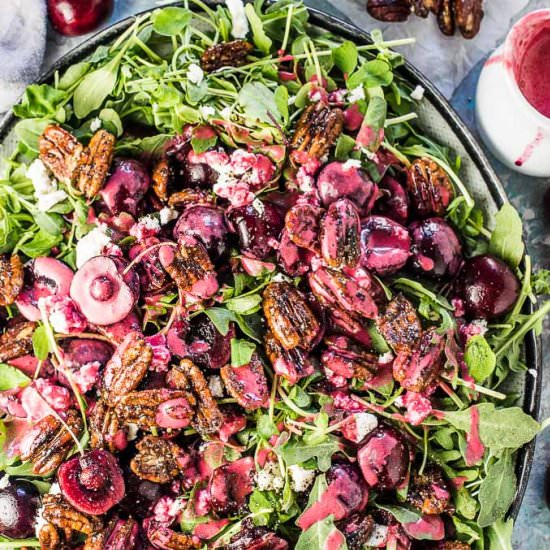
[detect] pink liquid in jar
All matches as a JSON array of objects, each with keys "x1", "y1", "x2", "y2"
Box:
[{"x1": 513, "y1": 16, "x2": 550, "y2": 118}]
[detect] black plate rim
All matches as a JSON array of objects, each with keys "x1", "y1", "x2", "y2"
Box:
[{"x1": 0, "y1": 0, "x2": 541, "y2": 520}]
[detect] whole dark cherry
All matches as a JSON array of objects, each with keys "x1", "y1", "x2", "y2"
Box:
[
  {"x1": 47, "y1": 0, "x2": 114, "y2": 36},
  {"x1": 0, "y1": 479, "x2": 40, "y2": 539}
]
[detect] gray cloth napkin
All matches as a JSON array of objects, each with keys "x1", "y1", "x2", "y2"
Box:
[{"x1": 0, "y1": 0, "x2": 47, "y2": 113}]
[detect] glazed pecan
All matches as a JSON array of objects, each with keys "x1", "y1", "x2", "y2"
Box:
[
  {"x1": 89, "y1": 399, "x2": 120, "y2": 452},
  {"x1": 321, "y1": 335, "x2": 378, "y2": 382},
  {"x1": 376, "y1": 294, "x2": 422, "y2": 354},
  {"x1": 453, "y1": 0, "x2": 483, "y2": 39},
  {"x1": 168, "y1": 188, "x2": 214, "y2": 208},
  {"x1": 115, "y1": 389, "x2": 189, "y2": 430},
  {"x1": 0, "y1": 254, "x2": 24, "y2": 306},
  {"x1": 411, "y1": 0, "x2": 441, "y2": 17},
  {"x1": 438, "y1": 543, "x2": 471, "y2": 550},
  {"x1": 103, "y1": 332, "x2": 152, "y2": 406},
  {"x1": 84, "y1": 517, "x2": 138, "y2": 549},
  {"x1": 72, "y1": 129, "x2": 116, "y2": 199},
  {"x1": 130, "y1": 435, "x2": 183, "y2": 483},
  {"x1": 264, "y1": 330, "x2": 315, "y2": 384},
  {"x1": 21, "y1": 410, "x2": 83, "y2": 476},
  {"x1": 0, "y1": 320, "x2": 35, "y2": 362},
  {"x1": 221, "y1": 354, "x2": 269, "y2": 410},
  {"x1": 437, "y1": 0, "x2": 455, "y2": 35},
  {"x1": 285, "y1": 203, "x2": 322, "y2": 252},
  {"x1": 393, "y1": 327, "x2": 445, "y2": 392},
  {"x1": 159, "y1": 241, "x2": 217, "y2": 299},
  {"x1": 367, "y1": 0, "x2": 411, "y2": 22},
  {"x1": 42, "y1": 494, "x2": 103, "y2": 535},
  {"x1": 200, "y1": 40, "x2": 254, "y2": 72},
  {"x1": 147, "y1": 521, "x2": 200, "y2": 549},
  {"x1": 338, "y1": 514, "x2": 375, "y2": 550},
  {"x1": 152, "y1": 157, "x2": 170, "y2": 201},
  {"x1": 291, "y1": 103, "x2": 344, "y2": 161},
  {"x1": 406, "y1": 464, "x2": 453, "y2": 515},
  {"x1": 167, "y1": 359, "x2": 224, "y2": 436},
  {"x1": 263, "y1": 282, "x2": 320, "y2": 351},
  {"x1": 39, "y1": 124, "x2": 84, "y2": 183},
  {"x1": 39, "y1": 522, "x2": 64, "y2": 550},
  {"x1": 407, "y1": 157, "x2": 455, "y2": 218}
]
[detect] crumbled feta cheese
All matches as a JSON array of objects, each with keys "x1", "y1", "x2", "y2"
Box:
[
  {"x1": 252, "y1": 198, "x2": 265, "y2": 215},
  {"x1": 288, "y1": 465, "x2": 316, "y2": 493},
  {"x1": 159, "y1": 206, "x2": 179, "y2": 225},
  {"x1": 347, "y1": 85, "x2": 366, "y2": 103},
  {"x1": 410, "y1": 85, "x2": 425, "y2": 101},
  {"x1": 353, "y1": 412, "x2": 379, "y2": 440},
  {"x1": 208, "y1": 375, "x2": 225, "y2": 398},
  {"x1": 49, "y1": 482, "x2": 61, "y2": 495},
  {"x1": 34, "y1": 505, "x2": 47, "y2": 538},
  {"x1": 0, "y1": 476, "x2": 10, "y2": 489},
  {"x1": 141, "y1": 215, "x2": 161, "y2": 231},
  {"x1": 75, "y1": 225, "x2": 112, "y2": 268},
  {"x1": 199, "y1": 105, "x2": 216, "y2": 118},
  {"x1": 364, "y1": 524, "x2": 389, "y2": 547},
  {"x1": 27, "y1": 159, "x2": 68, "y2": 212},
  {"x1": 90, "y1": 117, "x2": 102, "y2": 132},
  {"x1": 127, "y1": 423, "x2": 139, "y2": 441},
  {"x1": 255, "y1": 461, "x2": 285, "y2": 492},
  {"x1": 288, "y1": 95, "x2": 297, "y2": 105},
  {"x1": 272, "y1": 272, "x2": 292, "y2": 283},
  {"x1": 378, "y1": 351, "x2": 394, "y2": 364},
  {"x1": 226, "y1": 0, "x2": 249, "y2": 39},
  {"x1": 310, "y1": 90, "x2": 323, "y2": 103},
  {"x1": 220, "y1": 106, "x2": 233, "y2": 119},
  {"x1": 187, "y1": 63, "x2": 204, "y2": 85},
  {"x1": 342, "y1": 159, "x2": 362, "y2": 171}
]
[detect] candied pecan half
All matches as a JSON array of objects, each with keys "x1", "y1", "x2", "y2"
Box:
[
  {"x1": 159, "y1": 241, "x2": 218, "y2": 300},
  {"x1": 200, "y1": 40, "x2": 254, "y2": 72},
  {"x1": 152, "y1": 157, "x2": 170, "y2": 202},
  {"x1": 103, "y1": 332, "x2": 152, "y2": 406},
  {"x1": 168, "y1": 188, "x2": 214, "y2": 208},
  {"x1": 84, "y1": 517, "x2": 138, "y2": 549},
  {"x1": 115, "y1": 389, "x2": 190, "y2": 430},
  {"x1": 147, "y1": 521, "x2": 200, "y2": 549},
  {"x1": 39, "y1": 522, "x2": 65, "y2": 550},
  {"x1": 226, "y1": 519, "x2": 288, "y2": 550},
  {"x1": 0, "y1": 320, "x2": 35, "y2": 362},
  {"x1": 264, "y1": 330, "x2": 315, "y2": 384},
  {"x1": 406, "y1": 464, "x2": 453, "y2": 515},
  {"x1": 453, "y1": 0, "x2": 483, "y2": 39},
  {"x1": 321, "y1": 335, "x2": 378, "y2": 382},
  {"x1": 21, "y1": 410, "x2": 83, "y2": 476},
  {"x1": 130, "y1": 435, "x2": 184, "y2": 483},
  {"x1": 39, "y1": 124, "x2": 84, "y2": 183},
  {"x1": 367, "y1": 0, "x2": 411, "y2": 22},
  {"x1": 221, "y1": 354, "x2": 269, "y2": 410},
  {"x1": 407, "y1": 158, "x2": 455, "y2": 218},
  {"x1": 438, "y1": 543, "x2": 471, "y2": 550},
  {"x1": 89, "y1": 399, "x2": 121, "y2": 453},
  {"x1": 42, "y1": 494, "x2": 103, "y2": 535},
  {"x1": 437, "y1": 0, "x2": 455, "y2": 35},
  {"x1": 290, "y1": 102, "x2": 344, "y2": 161},
  {"x1": 376, "y1": 294, "x2": 422, "y2": 354},
  {"x1": 0, "y1": 254, "x2": 24, "y2": 306},
  {"x1": 167, "y1": 359, "x2": 224, "y2": 436},
  {"x1": 263, "y1": 282, "x2": 320, "y2": 351},
  {"x1": 72, "y1": 129, "x2": 116, "y2": 199},
  {"x1": 393, "y1": 327, "x2": 445, "y2": 391}
]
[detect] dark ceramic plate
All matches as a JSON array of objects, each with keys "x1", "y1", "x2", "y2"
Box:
[{"x1": 0, "y1": 0, "x2": 541, "y2": 520}]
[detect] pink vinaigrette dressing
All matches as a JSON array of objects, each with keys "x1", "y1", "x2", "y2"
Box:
[{"x1": 465, "y1": 406, "x2": 485, "y2": 466}]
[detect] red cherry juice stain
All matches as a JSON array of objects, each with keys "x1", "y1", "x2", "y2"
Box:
[
  {"x1": 465, "y1": 405, "x2": 485, "y2": 466},
  {"x1": 515, "y1": 128, "x2": 545, "y2": 167}
]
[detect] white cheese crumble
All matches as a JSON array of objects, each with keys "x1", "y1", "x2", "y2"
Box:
[
  {"x1": 187, "y1": 63, "x2": 204, "y2": 85},
  {"x1": 288, "y1": 95, "x2": 297, "y2": 105},
  {"x1": 0, "y1": 476, "x2": 10, "y2": 489},
  {"x1": 272, "y1": 272, "x2": 292, "y2": 283},
  {"x1": 199, "y1": 105, "x2": 216, "y2": 119},
  {"x1": 90, "y1": 117, "x2": 102, "y2": 132},
  {"x1": 410, "y1": 85, "x2": 426, "y2": 101},
  {"x1": 347, "y1": 85, "x2": 366, "y2": 103},
  {"x1": 208, "y1": 375, "x2": 225, "y2": 398},
  {"x1": 159, "y1": 206, "x2": 179, "y2": 225},
  {"x1": 255, "y1": 461, "x2": 284, "y2": 492},
  {"x1": 342, "y1": 159, "x2": 362, "y2": 171},
  {"x1": 26, "y1": 159, "x2": 68, "y2": 212},
  {"x1": 226, "y1": 0, "x2": 249, "y2": 39},
  {"x1": 140, "y1": 215, "x2": 161, "y2": 231},
  {"x1": 365, "y1": 524, "x2": 389, "y2": 547},
  {"x1": 75, "y1": 225, "x2": 112, "y2": 268},
  {"x1": 252, "y1": 198, "x2": 265, "y2": 215},
  {"x1": 378, "y1": 351, "x2": 394, "y2": 364},
  {"x1": 220, "y1": 106, "x2": 233, "y2": 119},
  {"x1": 353, "y1": 412, "x2": 379, "y2": 441},
  {"x1": 127, "y1": 423, "x2": 139, "y2": 441},
  {"x1": 288, "y1": 465, "x2": 316, "y2": 493}
]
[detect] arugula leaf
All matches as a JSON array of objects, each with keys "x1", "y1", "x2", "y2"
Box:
[
  {"x1": 13, "y1": 85, "x2": 67, "y2": 121},
  {"x1": 274, "y1": 85, "x2": 289, "y2": 126},
  {"x1": 444, "y1": 404, "x2": 540, "y2": 451},
  {"x1": 230, "y1": 338, "x2": 256, "y2": 367},
  {"x1": 14, "y1": 118, "x2": 54, "y2": 153},
  {"x1": 295, "y1": 515, "x2": 348, "y2": 550},
  {"x1": 245, "y1": 4, "x2": 272, "y2": 53},
  {"x1": 58, "y1": 62, "x2": 90, "y2": 90},
  {"x1": 279, "y1": 436, "x2": 339, "y2": 472},
  {"x1": 485, "y1": 518, "x2": 514, "y2": 550},
  {"x1": 0, "y1": 537, "x2": 41, "y2": 548},
  {"x1": 347, "y1": 59, "x2": 393, "y2": 90},
  {"x1": 332, "y1": 41, "x2": 358, "y2": 74},
  {"x1": 152, "y1": 7, "x2": 192, "y2": 36},
  {"x1": 248, "y1": 489, "x2": 274, "y2": 526},
  {"x1": 488, "y1": 203, "x2": 524, "y2": 269},
  {"x1": 32, "y1": 324, "x2": 51, "y2": 360},
  {"x1": 99, "y1": 108, "x2": 123, "y2": 136},
  {"x1": 532, "y1": 269, "x2": 550, "y2": 295},
  {"x1": 238, "y1": 82, "x2": 281, "y2": 124},
  {"x1": 376, "y1": 504, "x2": 422, "y2": 524},
  {"x1": 0, "y1": 364, "x2": 31, "y2": 391},
  {"x1": 477, "y1": 451, "x2": 517, "y2": 527},
  {"x1": 225, "y1": 293, "x2": 262, "y2": 315},
  {"x1": 464, "y1": 334, "x2": 496, "y2": 383}
]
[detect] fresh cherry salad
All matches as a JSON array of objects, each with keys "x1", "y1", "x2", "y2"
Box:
[{"x1": 0, "y1": 2, "x2": 547, "y2": 549}]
